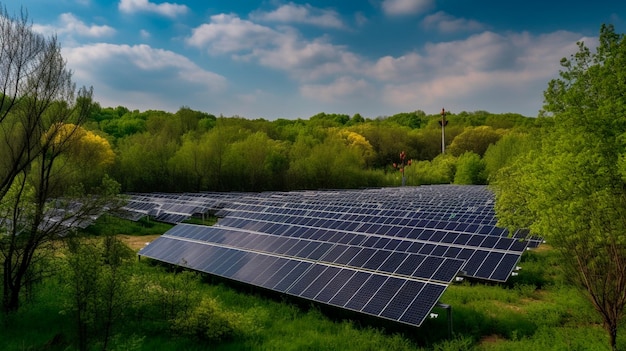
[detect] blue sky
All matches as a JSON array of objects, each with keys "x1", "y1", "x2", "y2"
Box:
[{"x1": 6, "y1": 0, "x2": 626, "y2": 119}]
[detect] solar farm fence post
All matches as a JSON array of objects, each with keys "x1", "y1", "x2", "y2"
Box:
[{"x1": 437, "y1": 303, "x2": 453, "y2": 338}]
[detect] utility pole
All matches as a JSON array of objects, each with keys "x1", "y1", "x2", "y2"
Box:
[{"x1": 439, "y1": 108, "x2": 448, "y2": 154}]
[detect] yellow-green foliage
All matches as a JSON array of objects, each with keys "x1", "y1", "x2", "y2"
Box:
[{"x1": 171, "y1": 297, "x2": 241, "y2": 342}]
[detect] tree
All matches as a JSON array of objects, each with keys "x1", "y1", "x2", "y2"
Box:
[
  {"x1": 64, "y1": 235, "x2": 134, "y2": 351},
  {"x1": 0, "y1": 6, "x2": 103, "y2": 313},
  {"x1": 482, "y1": 132, "x2": 534, "y2": 181},
  {"x1": 48, "y1": 124, "x2": 116, "y2": 190},
  {"x1": 222, "y1": 131, "x2": 288, "y2": 191},
  {"x1": 114, "y1": 131, "x2": 178, "y2": 192},
  {"x1": 492, "y1": 24, "x2": 626, "y2": 351},
  {"x1": 447, "y1": 125, "x2": 503, "y2": 157},
  {"x1": 453, "y1": 152, "x2": 486, "y2": 185}
]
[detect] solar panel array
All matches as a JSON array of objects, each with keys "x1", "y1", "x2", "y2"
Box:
[{"x1": 135, "y1": 185, "x2": 537, "y2": 327}]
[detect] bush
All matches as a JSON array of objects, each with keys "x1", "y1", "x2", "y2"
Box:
[
  {"x1": 454, "y1": 151, "x2": 486, "y2": 185},
  {"x1": 170, "y1": 297, "x2": 239, "y2": 342}
]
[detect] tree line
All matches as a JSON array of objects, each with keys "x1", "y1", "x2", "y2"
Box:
[{"x1": 83, "y1": 105, "x2": 537, "y2": 193}]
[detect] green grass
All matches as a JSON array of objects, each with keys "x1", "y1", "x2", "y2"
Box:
[
  {"x1": 83, "y1": 214, "x2": 174, "y2": 236},
  {"x1": 1, "y1": 236, "x2": 625, "y2": 351}
]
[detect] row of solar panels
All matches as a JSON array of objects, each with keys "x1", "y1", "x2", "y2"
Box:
[
  {"x1": 123, "y1": 185, "x2": 497, "y2": 224},
  {"x1": 135, "y1": 185, "x2": 538, "y2": 328},
  {"x1": 140, "y1": 234, "x2": 447, "y2": 326}
]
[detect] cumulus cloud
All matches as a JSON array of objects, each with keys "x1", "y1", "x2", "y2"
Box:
[
  {"x1": 186, "y1": 10, "x2": 589, "y2": 117},
  {"x1": 422, "y1": 12, "x2": 486, "y2": 33},
  {"x1": 63, "y1": 43, "x2": 226, "y2": 111},
  {"x1": 33, "y1": 13, "x2": 115, "y2": 38},
  {"x1": 250, "y1": 2, "x2": 344, "y2": 29},
  {"x1": 381, "y1": 0, "x2": 433, "y2": 16},
  {"x1": 370, "y1": 30, "x2": 587, "y2": 115},
  {"x1": 187, "y1": 14, "x2": 277, "y2": 54},
  {"x1": 118, "y1": 0, "x2": 188, "y2": 18},
  {"x1": 187, "y1": 14, "x2": 361, "y2": 81}
]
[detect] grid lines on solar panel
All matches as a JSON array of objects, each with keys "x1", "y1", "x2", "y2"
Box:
[
  {"x1": 133, "y1": 185, "x2": 540, "y2": 328},
  {"x1": 160, "y1": 224, "x2": 464, "y2": 284},
  {"x1": 139, "y1": 232, "x2": 449, "y2": 327}
]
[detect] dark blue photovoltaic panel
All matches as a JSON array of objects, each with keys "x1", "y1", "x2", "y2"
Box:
[
  {"x1": 398, "y1": 284, "x2": 446, "y2": 326},
  {"x1": 247, "y1": 256, "x2": 283, "y2": 285},
  {"x1": 462, "y1": 250, "x2": 489, "y2": 276},
  {"x1": 261, "y1": 259, "x2": 299, "y2": 290},
  {"x1": 432, "y1": 258, "x2": 464, "y2": 282},
  {"x1": 414, "y1": 256, "x2": 445, "y2": 280},
  {"x1": 362, "y1": 250, "x2": 392, "y2": 270},
  {"x1": 299, "y1": 265, "x2": 342, "y2": 299},
  {"x1": 336, "y1": 246, "x2": 362, "y2": 265},
  {"x1": 380, "y1": 280, "x2": 425, "y2": 321},
  {"x1": 349, "y1": 248, "x2": 378, "y2": 267},
  {"x1": 287, "y1": 264, "x2": 327, "y2": 296},
  {"x1": 137, "y1": 185, "x2": 540, "y2": 328},
  {"x1": 362, "y1": 277, "x2": 405, "y2": 316},
  {"x1": 273, "y1": 261, "x2": 313, "y2": 292},
  {"x1": 345, "y1": 274, "x2": 388, "y2": 311},
  {"x1": 395, "y1": 255, "x2": 425, "y2": 276},
  {"x1": 305, "y1": 242, "x2": 333, "y2": 260},
  {"x1": 378, "y1": 252, "x2": 409, "y2": 273},
  {"x1": 329, "y1": 271, "x2": 371, "y2": 307},
  {"x1": 475, "y1": 251, "x2": 505, "y2": 279},
  {"x1": 490, "y1": 254, "x2": 520, "y2": 281}
]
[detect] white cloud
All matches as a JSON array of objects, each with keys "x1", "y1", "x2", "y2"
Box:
[
  {"x1": 381, "y1": 0, "x2": 433, "y2": 16},
  {"x1": 140, "y1": 29, "x2": 151, "y2": 39},
  {"x1": 187, "y1": 14, "x2": 361, "y2": 81},
  {"x1": 187, "y1": 14, "x2": 277, "y2": 54},
  {"x1": 250, "y1": 2, "x2": 345, "y2": 29},
  {"x1": 188, "y1": 12, "x2": 589, "y2": 117},
  {"x1": 118, "y1": 0, "x2": 188, "y2": 18},
  {"x1": 370, "y1": 30, "x2": 587, "y2": 115},
  {"x1": 422, "y1": 12, "x2": 486, "y2": 33},
  {"x1": 33, "y1": 13, "x2": 115, "y2": 39},
  {"x1": 63, "y1": 43, "x2": 226, "y2": 111}
]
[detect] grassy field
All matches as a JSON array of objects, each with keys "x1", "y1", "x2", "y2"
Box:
[{"x1": 1, "y1": 218, "x2": 624, "y2": 351}]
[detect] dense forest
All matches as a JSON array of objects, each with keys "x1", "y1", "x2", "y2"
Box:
[{"x1": 81, "y1": 105, "x2": 537, "y2": 193}]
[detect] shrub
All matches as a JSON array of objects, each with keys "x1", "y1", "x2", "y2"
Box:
[{"x1": 170, "y1": 297, "x2": 239, "y2": 343}]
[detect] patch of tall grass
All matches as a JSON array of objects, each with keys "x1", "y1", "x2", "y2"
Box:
[
  {"x1": 1, "y1": 240, "x2": 625, "y2": 351},
  {"x1": 83, "y1": 214, "x2": 173, "y2": 236}
]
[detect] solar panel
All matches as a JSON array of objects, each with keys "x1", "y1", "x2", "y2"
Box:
[{"x1": 136, "y1": 185, "x2": 540, "y2": 328}]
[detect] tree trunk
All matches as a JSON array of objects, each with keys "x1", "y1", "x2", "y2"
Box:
[
  {"x1": 607, "y1": 323, "x2": 617, "y2": 351},
  {"x1": 2, "y1": 260, "x2": 21, "y2": 313}
]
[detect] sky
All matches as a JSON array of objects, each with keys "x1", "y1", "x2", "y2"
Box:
[{"x1": 5, "y1": 1, "x2": 626, "y2": 119}]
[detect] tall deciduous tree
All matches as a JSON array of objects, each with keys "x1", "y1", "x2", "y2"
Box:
[
  {"x1": 446, "y1": 125, "x2": 503, "y2": 157},
  {"x1": 492, "y1": 24, "x2": 626, "y2": 350},
  {"x1": 0, "y1": 6, "x2": 113, "y2": 313}
]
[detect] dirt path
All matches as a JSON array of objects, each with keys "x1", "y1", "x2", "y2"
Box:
[{"x1": 118, "y1": 234, "x2": 161, "y2": 251}]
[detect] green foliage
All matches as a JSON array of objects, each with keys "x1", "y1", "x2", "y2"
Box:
[
  {"x1": 3, "y1": 244, "x2": 626, "y2": 350},
  {"x1": 483, "y1": 132, "x2": 535, "y2": 181},
  {"x1": 384, "y1": 110, "x2": 425, "y2": 129},
  {"x1": 170, "y1": 297, "x2": 241, "y2": 342},
  {"x1": 454, "y1": 152, "x2": 486, "y2": 185},
  {"x1": 408, "y1": 154, "x2": 457, "y2": 185},
  {"x1": 447, "y1": 126, "x2": 503, "y2": 157},
  {"x1": 77, "y1": 101, "x2": 539, "y2": 192},
  {"x1": 493, "y1": 24, "x2": 626, "y2": 351},
  {"x1": 83, "y1": 214, "x2": 173, "y2": 236},
  {"x1": 62, "y1": 235, "x2": 135, "y2": 350}
]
